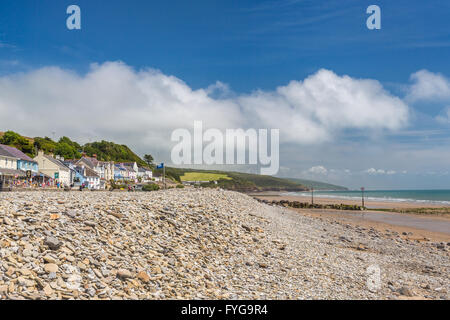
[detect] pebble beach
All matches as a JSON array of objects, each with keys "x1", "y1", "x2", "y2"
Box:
[{"x1": 0, "y1": 189, "x2": 448, "y2": 300}]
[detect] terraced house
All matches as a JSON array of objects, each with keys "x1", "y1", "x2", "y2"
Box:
[
  {"x1": 0, "y1": 145, "x2": 20, "y2": 188},
  {"x1": 33, "y1": 150, "x2": 71, "y2": 187},
  {"x1": 0, "y1": 144, "x2": 38, "y2": 174},
  {"x1": 75, "y1": 155, "x2": 115, "y2": 188},
  {"x1": 0, "y1": 144, "x2": 41, "y2": 188}
]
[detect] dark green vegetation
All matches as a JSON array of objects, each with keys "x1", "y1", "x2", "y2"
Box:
[
  {"x1": 143, "y1": 154, "x2": 154, "y2": 168},
  {"x1": 142, "y1": 184, "x2": 160, "y2": 192},
  {"x1": 286, "y1": 178, "x2": 348, "y2": 191},
  {"x1": 371, "y1": 207, "x2": 450, "y2": 216},
  {"x1": 0, "y1": 131, "x2": 148, "y2": 166},
  {"x1": 83, "y1": 141, "x2": 147, "y2": 166},
  {"x1": 34, "y1": 136, "x2": 82, "y2": 160},
  {"x1": 157, "y1": 167, "x2": 309, "y2": 192},
  {"x1": 0, "y1": 131, "x2": 35, "y2": 156},
  {"x1": 257, "y1": 198, "x2": 364, "y2": 211}
]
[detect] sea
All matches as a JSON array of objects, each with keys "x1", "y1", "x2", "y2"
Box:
[{"x1": 283, "y1": 189, "x2": 450, "y2": 206}]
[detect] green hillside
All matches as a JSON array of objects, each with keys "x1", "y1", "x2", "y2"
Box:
[
  {"x1": 0, "y1": 131, "x2": 146, "y2": 166},
  {"x1": 155, "y1": 167, "x2": 309, "y2": 192},
  {"x1": 286, "y1": 178, "x2": 348, "y2": 191},
  {"x1": 83, "y1": 141, "x2": 147, "y2": 166}
]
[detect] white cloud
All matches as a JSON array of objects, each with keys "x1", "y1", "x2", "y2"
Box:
[
  {"x1": 365, "y1": 169, "x2": 396, "y2": 175},
  {"x1": 365, "y1": 168, "x2": 386, "y2": 175},
  {"x1": 239, "y1": 69, "x2": 409, "y2": 143},
  {"x1": 436, "y1": 107, "x2": 450, "y2": 124},
  {"x1": 407, "y1": 70, "x2": 450, "y2": 102},
  {"x1": 307, "y1": 166, "x2": 328, "y2": 175},
  {"x1": 0, "y1": 62, "x2": 409, "y2": 158}
]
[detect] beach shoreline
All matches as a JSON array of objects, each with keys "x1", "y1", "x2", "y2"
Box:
[
  {"x1": 248, "y1": 191, "x2": 450, "y2": 209},
  {"x1": 251, "y1": 193, "x2": 450, "y2": 242},
  {"x1": 0, "y1": 189, "x2": 449, "y2": 300}
]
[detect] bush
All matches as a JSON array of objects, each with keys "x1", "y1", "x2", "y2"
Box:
[
  {"x1": 110, "y1": 181, "x2": 128, "y2": 190},
  {"x1": 176, "y1": 184, "x2": 184, "y2": 189},
  {"x1": 142, "y1": 184, "x2": 160, "y2": 192}
]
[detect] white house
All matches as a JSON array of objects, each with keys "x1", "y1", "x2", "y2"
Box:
[
  {"x1": 34, "y1": 151, "x2": 71, "y2": 187},
  {"x1": 75, "y1": 155, "x2": 115, "y2": 188},
  {"x1": 137, "y1": 166, "x2": 153, "y2": 181},
  {"x1": 84, "y1": 167, "x2": 101, "y2": 189},
  {"x1": 0, "y1": 147, "x2": 21, "y2": 188},
  {"x1": 0, "y1": 148, "x2": 18, "y2": 170}
]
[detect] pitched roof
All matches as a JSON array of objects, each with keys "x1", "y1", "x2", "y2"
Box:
[
  {"x1": 86, "y1": 156, "x2": 99, "y2": 167},
  {"x1": 42, "y1": 154, "x2": 71, "y2": 171},
  {"x1": 77, "y1": 157, "x2": 96, "y2": 169},
  {"x1": 0, "y1": 146, "x2": 16, "y2": 158},
  {"x1": 63, "y1": 159, "x2": 78, "y2": 165},
  {"x1": 0, "y1": 144, "x2": 37, "y2": 163},
  {"x1": 84, "y1": 167, "x2": 99, "y2": 177},
  {"x1": 123, "y1": 165, "x2": 135, "y2": 172},
  {"x1": 122, "y1": 162, "x2": 136, "y2": 167}
]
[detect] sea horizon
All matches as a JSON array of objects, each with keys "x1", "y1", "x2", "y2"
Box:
[{"x1": 284, "y1": 189, "x2": 450, "y2": 205}]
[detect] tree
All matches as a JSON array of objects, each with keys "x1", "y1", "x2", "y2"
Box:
[
  {"x1": 0, "y1": 131, "x2": 35, "y2": 157},
  {"x1": 144, "y1": 154, "x2": 154, "y2": 168},
  {"x1": 55, "y1": 142, "x2": 80, "y2": 159},
  {"x1": 59, "y1": 136, "x2": 81, "y2": 150},
  {"x1": 34, "y1": 137, "x2": 57, "y2": 154}
]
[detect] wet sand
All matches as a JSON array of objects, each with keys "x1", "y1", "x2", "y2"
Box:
[
  {"x1": 251, "y1": 193, "x2": 450, "y2": 209},
  {"x1": 252, "y1": 194, "x2": 450, "y2": 242}
]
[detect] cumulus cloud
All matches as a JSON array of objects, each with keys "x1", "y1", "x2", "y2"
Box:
[
  {"x1": 365, "y1": 168, "x2": 397, "y2": 175},
  {"x1": 307, "y1": 166, "x2": 328, "y2": 175},
  {"x1": 0, "y1": 62, "x2": 409, "y2": 158},
  {"x1": 436, "y1": 107, "x2": 450, "y2": 124},
  {"x1": 407, "y1": 70, "x2": 450, "y2": 102},
  {"x1": 239, "y1": 69, "x2": 409, "y2": 143},
  {"x1": 365, "y1": 168, "x2": 385, "y2": 175}
]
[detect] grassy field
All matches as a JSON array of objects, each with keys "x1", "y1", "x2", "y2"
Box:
[
  {"x1": 162, "y1": 168, "x2": 309, "y2": 192},
  {"x1": 180, "y1": 172, "x2": 232, "y2": 182}
]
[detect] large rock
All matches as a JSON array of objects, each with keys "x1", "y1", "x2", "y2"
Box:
[
  {"x1": 398, "y1": 286, "x2": 414, "y2": 297},
  {"x1": 44, "y1": 263, "x2": 59, "y2": 273},
  {"x1": 116, "y1": 269, "x2": 132, "y2": 280},
  {"x1": 44, "y1": 237, "x2": 61, "y2": 250}
]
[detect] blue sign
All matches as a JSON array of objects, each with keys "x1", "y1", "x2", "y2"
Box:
[{"x1": 156, "y1": 163, "x2": 164, "y2": 169}]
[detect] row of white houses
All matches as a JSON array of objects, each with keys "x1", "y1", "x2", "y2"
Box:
[{"x1": 0, "y1": 144, "x2": 153, "y2": 190}]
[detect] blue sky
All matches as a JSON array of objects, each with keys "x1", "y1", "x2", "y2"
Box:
[
  {"x1": 2, "y1": 0, "x2": 450, "y2": 91},
  {"x1": 0, "y1": 0, "x2": 450, "y2": 189}
]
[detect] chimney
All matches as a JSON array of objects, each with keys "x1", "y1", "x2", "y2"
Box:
[
  {"x1": 56, "y1": 155, "x2": 60, "y2": 160},
  {"x1": 38, "y1": 150, "x2": 44, "y2": 157},
  {"x1": 61, "y1": 157, "x2": 64, "y2": 162},
  {"x1": 93, "y1": 154, "x2": 97, "y2": 159}
]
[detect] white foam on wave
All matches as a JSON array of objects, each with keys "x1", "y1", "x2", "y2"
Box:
[{"x1": 282, "y1": 192, "x2": 450, "y2": 205}]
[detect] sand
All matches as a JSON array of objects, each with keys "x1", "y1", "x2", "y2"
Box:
[
  {"x1": 251, "y1": 193, "x2": 450, "y2": 209},
  {"x1": 252, "y1": 193, "x2": 450, "y2": 243}
]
